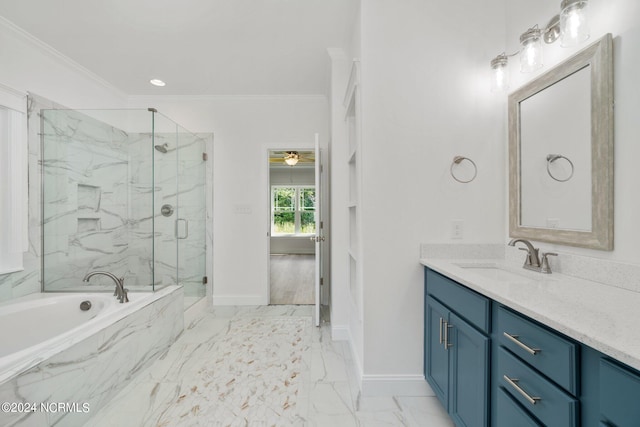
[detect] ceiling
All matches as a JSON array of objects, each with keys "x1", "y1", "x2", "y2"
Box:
[{"x1": 0, "y1": 0, "x2": 357, "y2": 96}]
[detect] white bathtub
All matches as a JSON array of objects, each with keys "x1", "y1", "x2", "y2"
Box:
[{"x1": 0, "y1": 287, "x2": 183, "y2": 426}]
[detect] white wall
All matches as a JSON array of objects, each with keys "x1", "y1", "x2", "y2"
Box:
[
  {"x1": 353, "y1": 0, "x2": 507, "y2": 395},
  {"x1": 128, "y1": 96, "x2": 329, "y2": 305},
  {"x1": 0, "y1": 17, "x2": 125, "y2": 109},
  {"x1": 505, "y1": 0, "x2": 640, "y2": 263}
]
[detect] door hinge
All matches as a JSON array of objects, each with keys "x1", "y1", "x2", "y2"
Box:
[
  {"x1": 320, "y1": 277, "x2": 324, "y2": 286},
  {"x1": 202, "y1": 276, "x2": 208, "y2": 285},
  {"x1": 320, "y1": 221, "x2": 324, "y2": 229},
  {"x1": 320, "y1": 164, "x2": 324, "y2": 173},
  {"x1": 202, "y1": 152, "x2": 208, "y2": 161}
]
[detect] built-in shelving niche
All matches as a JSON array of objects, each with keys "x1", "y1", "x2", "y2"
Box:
[
  {"x1": 77, "y1": 183, "x2": 102, "y2": 233},
  {"x1": 344, "y1": 59, "x2": 362, "y2": 321}
]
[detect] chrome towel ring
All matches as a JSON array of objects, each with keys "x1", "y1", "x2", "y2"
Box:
[
  {"x1": 546, "y1": 154, "x2": 574, "y2": 182},
  {"x1": 450, "y1": 156, "x2": 477, "y2": 183}
]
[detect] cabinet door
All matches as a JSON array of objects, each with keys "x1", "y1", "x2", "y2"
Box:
[
  {"x1": 425, "y1": 296, "x2": 450, "y2": 410},
  {"x1": 449, "y1": 312, "x2": 490, "y2": 427},
  {"x1": 600, "y1": 358, "x2": 640, "y2": 426}
]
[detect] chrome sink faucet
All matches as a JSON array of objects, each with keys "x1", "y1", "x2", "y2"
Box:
[
  {"x1": 83, "y1": 271, "x2": 129, "y2": 303},
  {"x1": 508, "y1": 239, "x2": 557, "y2": 274}
]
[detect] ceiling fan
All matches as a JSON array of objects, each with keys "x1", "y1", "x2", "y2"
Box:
[{"x1": 269, "y1": 151, "x2": 315, "y2": 166}]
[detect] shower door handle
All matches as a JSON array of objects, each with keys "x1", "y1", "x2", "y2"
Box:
[{"x1": 175, "y1": 219, "x2": 189, "y2": 239}]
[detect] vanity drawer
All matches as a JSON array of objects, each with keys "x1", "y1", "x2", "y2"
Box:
[
  {"x1": 599, "y1": 358, "x2": 640, "y2": 426},
  {"x1": 425, "y1": 268, "x2": 490, "y2": 333},
  {"x1": 497, "y1": 306, "x2": 578, "y2": 394},
  {"x1": 498, "y1": 347, "x2": 578, "y2": 427},
  {"x1": 496, "y1": 386, "x2": 543, "y2": 426}
]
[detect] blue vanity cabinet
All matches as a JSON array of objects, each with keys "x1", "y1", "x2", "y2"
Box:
[
  {"x1": 599, "y1": 358, "x2": 640, "y2": 426},
  {"x1": 425, "y1": 268, "x2": 491, "y2": 427},
  {"x1": 493, "y1": 306, "x2": 579, "y2": 426},
  {"x1": 423, "y1": 265, "x2": 640, "y2": 426}
]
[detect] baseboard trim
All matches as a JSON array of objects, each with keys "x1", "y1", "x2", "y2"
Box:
[
  {"x1": 212, "y1": 294, "x2": 265, "y2": 306},
  {"x1": 361, "y1": 374, "x2": 434, "y2": 397}
]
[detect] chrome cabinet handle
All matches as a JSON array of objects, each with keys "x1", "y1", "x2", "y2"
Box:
[
  {"x1": 503, "y1": 375, "x2": 541, "y2": 405},
  {"x1": 439, "y1": 317, "x2": 444, "y2": 344},
  {"x1": 503, "y1": 332, "x2": 540, "y2": 355},
  {"x1": 444, "y1": 322, "x2": 453, "y2": 349}
]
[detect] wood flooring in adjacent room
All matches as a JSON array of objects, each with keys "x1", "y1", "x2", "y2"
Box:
[{"x1": 270, "y1": 254, "x2": 315, "y2": 305}]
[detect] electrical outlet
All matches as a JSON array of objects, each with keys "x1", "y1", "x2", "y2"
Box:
[{"x1": 451, "y1": 220, "x2": 464, "y2": 239}]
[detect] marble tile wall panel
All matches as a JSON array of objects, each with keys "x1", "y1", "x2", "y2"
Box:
[
  {"x1": 0, "y1": 93, "x2": 212, "y2": 303},
  {"x1": 0, "y1": 94, "x2": 62, "y2": 302},
  {"x1": 0, "y1": 287, "x2": 183, "y2": 427},
  {"x1": 41, "y1": 109, "x2": 136, "y2": 291}
]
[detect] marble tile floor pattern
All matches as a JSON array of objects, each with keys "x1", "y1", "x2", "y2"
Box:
[{"x1": 86, "y1": 305, "x2": 454, "y2": 427}]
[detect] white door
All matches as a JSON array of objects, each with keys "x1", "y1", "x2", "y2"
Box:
[{"x1": 313, "y1": 134, "x2": 323, "y2": 327}]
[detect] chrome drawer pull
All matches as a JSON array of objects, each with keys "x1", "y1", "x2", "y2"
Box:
[
  {"x1": 439, "y1": 317, "x2": 444, "y2": 344},
  {"x1": 503, "y1": 332, "x2": 540, "y2": 355},
  {"x1": 444, "y1": 322, "x2": 453, "y2": 349},
  {"x1": 503, "y1": 375, "x2": 541, "y2": 405}
]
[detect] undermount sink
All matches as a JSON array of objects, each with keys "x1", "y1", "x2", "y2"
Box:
[{"x1": 454, "y1": 263, "x2": 532, "y2": 282}]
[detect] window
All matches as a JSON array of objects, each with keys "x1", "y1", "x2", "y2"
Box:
[
  {"x1": 271, "y1": 186, "x2": 315, "y2": 235},
  {"x1": 0, "y1": 86, "x2": 28, "y2": 274}
]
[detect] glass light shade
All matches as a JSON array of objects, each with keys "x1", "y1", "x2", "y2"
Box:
[
  {"x1": 520, "y1": 27, "x2": 543, "y2": 73},
  {"x1": 560, "y1": 0, "x2": 589, "y2": 47},
  {"x1": 284, "y1": 152, "x2": 299, "y2": 166},
  {"x1": 490, "y1": 54, "x2": 509, "y2": 93}
]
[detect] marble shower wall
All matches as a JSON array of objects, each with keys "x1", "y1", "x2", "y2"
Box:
[
  {"x1": 0, "y1": 93, "x2": 211, "y2": 303},
  {"x1": 42, "y1": 109, "x2": 155, "y2": 291}
]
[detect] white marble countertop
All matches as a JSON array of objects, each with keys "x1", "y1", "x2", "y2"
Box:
[{"x1": 420, "y1": 257, "x2": 640, "y2": 372}]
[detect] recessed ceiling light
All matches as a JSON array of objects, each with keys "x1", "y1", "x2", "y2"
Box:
[{"x1": 150, "y1": 79, "x2": 166, "y2": 87}]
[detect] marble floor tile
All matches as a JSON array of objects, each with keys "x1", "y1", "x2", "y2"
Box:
[{"x1": 87, "y1": 306, "x2": 454, "y2": 427}]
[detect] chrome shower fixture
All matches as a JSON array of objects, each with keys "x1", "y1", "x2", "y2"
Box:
[{"x1": 154, "y1": 143, "x2": 169, "y2": 153}]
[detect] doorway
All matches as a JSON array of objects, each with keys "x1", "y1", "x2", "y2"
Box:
[{"x1": 268, "y1": 149, "x2": 317, "y2": 306}]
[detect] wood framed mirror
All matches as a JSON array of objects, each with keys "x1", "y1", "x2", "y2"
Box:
[{"x1": 509, "y1": 33, "x2": 613, "y2": 250}]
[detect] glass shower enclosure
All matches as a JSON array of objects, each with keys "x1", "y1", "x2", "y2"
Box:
[{"x1": 41, "y1": 108, "x2": 207, "y2": 308}]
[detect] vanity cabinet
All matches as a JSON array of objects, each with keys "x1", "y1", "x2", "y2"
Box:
[
  {"x1": 423, "y1": 266, "x2": 640, "y2": 427},
  {"x1": 495, "y1": 306, "x2": 579, "y2": 426},
  {"x1": 425, "y1": 269, "x2": 490, "y2": 427}
]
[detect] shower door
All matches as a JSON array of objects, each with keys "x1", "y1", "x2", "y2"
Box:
[
  {"x1": 152, "y1": 114, "x2": 207, "y2": 308},
  {"x1": 175, "y1": 128, "x2": 207, "y2": 308}
]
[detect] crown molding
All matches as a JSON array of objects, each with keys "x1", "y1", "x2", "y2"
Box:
[
  {"x1": 0, "y1": 16, "x2": 127, "y2": 100},
  {"x1": 127, "y1": 94, "x2": 328, "y2": 103}
]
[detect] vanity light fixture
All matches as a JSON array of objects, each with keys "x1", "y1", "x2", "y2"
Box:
[
  {"x1": 520, "y1": 26, "x2": 543, "y2": 72},
  {"x1": 490, "y1": 0, "x2": 590, "y2": 91},
  {"x1": 490, "y1": 53, "x2": 510, "y2": 92},
  {"x1": 284, "y1": 151, "x2": 299, "y2": 166},
  {"x1": 149, "y1": 79, "x2": 166, "y2": 87},
  {"x1": 559, "y1": 0, "x2": 590, "y2": 47}
]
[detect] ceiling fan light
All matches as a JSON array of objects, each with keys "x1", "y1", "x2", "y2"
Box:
[{"x1": 284, "y1": 151, "x2": 299, "y2": 166}]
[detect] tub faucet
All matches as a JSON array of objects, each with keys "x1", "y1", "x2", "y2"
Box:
[
  {"x1": 508, "y1": 239, "x2": 557, "y2": 274},
  {"x1": 83, "y1": 271, "x2": 129, "y2": 303}
]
